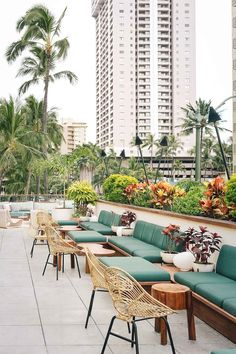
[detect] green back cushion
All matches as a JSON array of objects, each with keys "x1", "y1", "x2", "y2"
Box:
[
  {"x1": 133, "y1": 221, "x2": 147, "y2": 240},
  {"x1": 98, "y1": 210, "x2": 114, "y2": 226},
  {"x1": 216, "y1": 245, "x2": 236, "y2": 281},
  {"x1": 98, "y1": 210, "x2": 107, "y2": 224},
  {"x1": 112, "y1": 213, "x2": 121, "y2": 226},
  {"x1": 151, "y1": 225, "x2": 166, "y2": 249}
]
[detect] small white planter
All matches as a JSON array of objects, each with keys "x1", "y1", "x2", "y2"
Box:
[
  {"x1": 116, "y1": 226, "x2": 134, "y2": 237},
  {"x1": 173, "y1": 251, "x2": 195, "y2": 271},
  {"x1": 192, "y1": 262, "x2": 214, "y2": 272},
  {"x1": 160, "y1": 251, "x2": 178, "y2": 264}
]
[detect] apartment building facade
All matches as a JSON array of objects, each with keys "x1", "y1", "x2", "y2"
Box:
[
  {"x1": 92, "y1": 0, "x2": 196, "y2": 155},
  {"x1": 60, "y1": 121, "x2": 87, "y2": 154}
]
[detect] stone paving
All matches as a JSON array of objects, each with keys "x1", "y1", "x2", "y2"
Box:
[{"x1": 0, "y1": 225, "x2": 234, "y2": 354}]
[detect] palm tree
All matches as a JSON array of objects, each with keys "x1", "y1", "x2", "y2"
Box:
[
  {"x1": 6, "y1": 5, "x2": 78, "y2": 135},
  {"x1": 142, "y1": 133, "x2": 158, "y2": 170},
  {"x1": 172, "y1": 159, "x2": 186, "y2": 179},
  {"x1": 167, "y1": 135, "x2": 184, "y2": 178},
  {"x1": 0, "y1": 96, "x2": 41, "y2": 188}
]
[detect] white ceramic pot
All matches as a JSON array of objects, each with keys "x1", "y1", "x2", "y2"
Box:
[
  {"x1": 192, "y1": 262, "x2": 214, "y2": 272},
  {"x1": 121, "y1": 228, "x2": 134, "y2": 236},
  {"x1": 111, "y1": 225, "x2": 118, "y2": 233},
  {"x1": 160, "y1": 251, "x2": 178, "y2": 264},
  {"x1": 79, "y1": 216, "x2": 90, "y2": 222},
  {"x1": 89, "y1": 215, "x2": 98, "y2": 222},
  {"x1": 173, "y1": 252, "x2": 195, "y2": 271}
]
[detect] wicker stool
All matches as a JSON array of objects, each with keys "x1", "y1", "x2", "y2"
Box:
[{"x1": 151, "y1": 283, "x2": 196, "y2": 345}]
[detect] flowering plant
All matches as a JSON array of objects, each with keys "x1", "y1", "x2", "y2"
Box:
[
  {"x1": 120, "y1": 210, "x2": 136, "y2": 227},
  {"x1": 151, "y1": 181, "x2": 185, "y2": 210},
  {"x1": 184, "y1": 226, "x2": 222, "y2": 264},
  {"x1": 162, "y1": 224, "x2": 182, "y2": 253}
]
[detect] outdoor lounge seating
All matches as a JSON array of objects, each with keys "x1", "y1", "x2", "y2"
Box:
[
  {"x1": 108, "y1": 220, "x2": 182, "y2": 262},
  {"x1": 68, "y1": 230, "x2": 107, "y2": 243},
  {"x1": 101, "y1": 266, "x2": 176, "y2": 354},
  {"x1": 0, "y1": 209, "x2": 22, "y2": 228},
  {"x1": 42, "y1": 226, "x2": 81, "y2": 280},
  {"x1": 174, "y1": 245, "x2": 236, "y2": 343},
  {"x1": 79, "y1": 210, "x2": 121, "y2": 235},
  {"x1": 211, "y1": 350, "x2": 236, "y2": 354}
]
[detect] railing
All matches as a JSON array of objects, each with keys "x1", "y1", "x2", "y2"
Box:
[{"x1": 0, "y1": 194, "x2": 64, "y2": 202}]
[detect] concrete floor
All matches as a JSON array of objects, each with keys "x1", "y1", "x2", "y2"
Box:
[{"x1": 0, "y1": 225, "x2": 234, "y2": 354}]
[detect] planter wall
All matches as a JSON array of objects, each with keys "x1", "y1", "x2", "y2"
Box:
[{"x1": 96, "y1": 200, "x2": 236, "y2": 253}]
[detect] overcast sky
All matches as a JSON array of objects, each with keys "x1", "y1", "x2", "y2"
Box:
[{"x1": 0, "y1": 0, "x2": 232, "y2": 142}]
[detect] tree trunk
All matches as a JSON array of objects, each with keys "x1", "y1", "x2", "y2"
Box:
[
  {"x1": 25, "y1": 170, "x2": 32, "y2": 195},
  {"x1": 42, "y1": 59, "x2": 50, "y2": 194}
]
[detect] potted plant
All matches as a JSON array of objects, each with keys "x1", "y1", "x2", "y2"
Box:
[
  {"x1": 184, "y1": 226, "x2": 222, "y2": 272},
  {"x1": 161, "y1": 224, "x2": 182, "y2": 263},
  {"x1": 113, "y1": 210, "x2": 136, "y2": 236},
  {"x1": 67, "y1": 181, "x2": 98, "y2": 221}
]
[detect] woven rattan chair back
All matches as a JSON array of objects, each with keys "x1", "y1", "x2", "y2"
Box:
[
  {"x1": 105, "y1": 266, "x2": 174, "y2": 322},
  {"x1": 85, "y1": 248, "x2": 108, "y2": 289},
  {"x1": 36, "y1": 211, "x2": 55, "y2": 229}
]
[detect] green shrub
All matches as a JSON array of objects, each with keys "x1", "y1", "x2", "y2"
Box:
[
  {"x1": 103, "y1": 174, "x2": 138, "y2": 203},
  {"x1": 175, "y1": 179, "x2": 203, "y2": 192},
  {"x1": 67, "y1": 181, "x2": 98, "y2": 216},
  {"x1": 172, "y1": 186, "x2": 205, "y2": 216},
  {"x1": 225, "y1": 174, "x2": 236, "y2": 219}
]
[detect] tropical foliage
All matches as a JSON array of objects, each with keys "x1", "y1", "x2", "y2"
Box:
[
  {"x1": 103, "y1": 174, "x2": 138, "y2": 203},
  {"x1": 67, "y1": 181, "x2": 98, "y2": 216}
]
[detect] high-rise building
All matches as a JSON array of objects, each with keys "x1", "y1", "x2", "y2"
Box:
[
  {"x1": 232, "y1": 0, "x2": 236, "y2": 171},
  {"x1": 92, "y1": 0, "x2": 196, "y2": 155},
  {"x1": 60, "y1": 121, "x2": 87, "y2": 154}
]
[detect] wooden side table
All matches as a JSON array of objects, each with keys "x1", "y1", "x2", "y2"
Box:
[
  {"x1": 77, "y1": 243, "x2": 116, "y2": 273},
  {"x1": 151, "y1": 283, "x2": 196, "y2": 345}
]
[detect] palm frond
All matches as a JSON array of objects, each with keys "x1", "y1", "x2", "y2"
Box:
[
  {"x1": 53, "y1": 70, "x2": 78, "y2": 84},
  {"x1": 18, "y1": 78, "x2": 40, "y2": 95}
]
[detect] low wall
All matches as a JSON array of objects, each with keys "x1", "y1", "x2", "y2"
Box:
[{"x1": 96, "y1": 200, "x2": 236, "y2": 248}]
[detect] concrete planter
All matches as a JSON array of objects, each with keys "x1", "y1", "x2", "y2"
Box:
[{"x1": 96, "y1": 200, "x2": 236, "y2": 251}]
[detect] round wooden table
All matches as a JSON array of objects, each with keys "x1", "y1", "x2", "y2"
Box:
[
  {"x1": 77, "y1": 243, "x2": 116, "y2": 273},
  {"x1": 151, "y1": 283, "x2": 196, "y2": 345}
]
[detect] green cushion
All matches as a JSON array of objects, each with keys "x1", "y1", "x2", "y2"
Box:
[
  {"x1": 216, "y1": 245, "x2": 236, "y2": 281},
  {"x1": 99, "y1": 256, "x2": 170, "y2": 282},
  {"x1": 222, "y1": 298, "x2": 236, "y2": 317},
  {"x1": 150, "y1": 225, "x2": 166, "y2": 249},
  {"x1": 174, "y1": 272, "x2": 235, "y2": 291},
  {"x1": 211, "y1": 350, "x2": 236, "y2": 354},
  {"x1": 57, "y1": 220, "x2": 78, "y2": 226},
  {"x1": 10, "y1": 211, "x2": 30, "y2": 218},
  {"x1": 109, "y1": 237, "x2": 160, "y2": 257},
  {"x1": 133, "y1": 221, "x2": 147, "y2": 241},
  {"x1": 112, "y1": 213, "x2": 121, "y2": 226},
  {"x1": 132, "y1": 249, "x2": 162, "y2": 263},
  {"x1": 68, "y1": 230, "x2": 106, "y2": 243},
  {"x1": 80, "y1": 222, "x2": 114, "y2": 235},
  {"x1": 98, "y1": 210, "x2": 107, "y2": 224},
  {"x1": 194, "y1": 283, "x2": 236, "y2": 307}
]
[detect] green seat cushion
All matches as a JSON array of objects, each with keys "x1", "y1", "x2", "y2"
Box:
[
  {"x1": 222, "y1": 298, "x2": 236, "y2": 317},
  {"x1": 109, "y1": 236, "x2": 159, "y2": 256},
  {"x1": 100, "y1": 256, "x2": 170, "y2": 282},
  {"x1": 174, "y1": 272, "x2": 235, "y2": 291},
  {"x1": 57, "y1": 220, "x2": 78, "y2": 226},
  {"x1": 68, "y1": 230, "x2": 106, "y2": 243},
  {"x1": 80, "y1": 221, "x2": 114, "y2": 235},
  {"x1": 10, "y1": 211, "x2": 30, "y2": 218},
  {"x1": 211, "y1": 350, "x2": 236, "y2": 354},
  {"x1": 216, "y1": 245, "x2": 236, "y2": 281},
  {"x1": 194, "y1": 283, "x2": 236, "y2": 307},
  {"x1": 132, "y1": 249, "x2": 162, "y2": 263}
]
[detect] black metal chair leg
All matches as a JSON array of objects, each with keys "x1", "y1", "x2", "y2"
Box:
[
  {"x1": 131, "y1": 316, "x2": 135, "y2": 347},
  {"x1": 30, "y1": 239, "x2": 36, "y2": 257},
  {"x1": 101, "y1": 316, "x2": 116, "y2": 354},
  {"x1": 42, "y1": 254, "x2": 50, "y2": 276},
  {"x1": 85, "y1": 289, "x2": 96, "y2": 328},
  {"x1": 74, "y1": 254, "x2": 81, "y2": 278},
  {"x1": 133, "y1": 322, "x2": 139, "y2": 354},
  {"x1": 56, "y1": 254, "x2": 59, "y2": 281},
  {"x1": 127, "y1": 322, "x2": 131, "y2": 334},
  {"x1": 62, "y1": 254, "x2": 65, "y2": 273},
  {"x1": 162, "y1": 317, "x2": 176, "y2": 354}
]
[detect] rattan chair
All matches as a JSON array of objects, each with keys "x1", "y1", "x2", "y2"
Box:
[
  {"x1": 101, "y1": 266, "x2": 176, "y2": 354},
  {"x1": 84, "y1": 248, "x2": 109, "y2": 328},
  {"x1": 0, "y1": 209, "x2": 22, "y2": 228},
  {"x1": 42, "y1": 225, "x2": 81, "y2": 280},
  {"x1": 30, "y1": 210, "x2": 57, "y2": 258}
]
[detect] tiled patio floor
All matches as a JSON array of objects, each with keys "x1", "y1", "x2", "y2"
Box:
[{"x1": 0, "y1": 225, "x2": 234, "y2": 354}]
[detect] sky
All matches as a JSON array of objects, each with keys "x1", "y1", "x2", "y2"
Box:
[{"x1": 0, "y1": 0, "x2": 232, "y2": 142}]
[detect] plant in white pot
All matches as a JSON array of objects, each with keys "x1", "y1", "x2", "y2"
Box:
[
  {"x1": 184, "y1": 226, "x2": 222, "y2": 272},
  {"x1": 67, "y1": 181, "x2": 98, "y2": 221},
  {"x1": 113, "y1": 210, "x2": 136, "y2": 236},
  {"x1": 161, "y1": 224, "x2": 182, "y2": 264}
]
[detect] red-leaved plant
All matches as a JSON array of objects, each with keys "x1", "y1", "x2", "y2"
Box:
[
  {"x1": 162, "y1": 224, "x2": 182, "y2": 253},
  {"x1": 120, "y1": 210, "x2": 136, "y2": 227},
  {"x1": 184, "y1": 226, "x2": 222, "y2": 264}
]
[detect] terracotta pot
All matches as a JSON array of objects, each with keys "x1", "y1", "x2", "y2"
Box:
[
  {"x1": 192, "y1": 262, "x2": 214, "y2": 272},
  {"x1": 160, "y1": 251, "x2": 178, "y2": 264}
]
